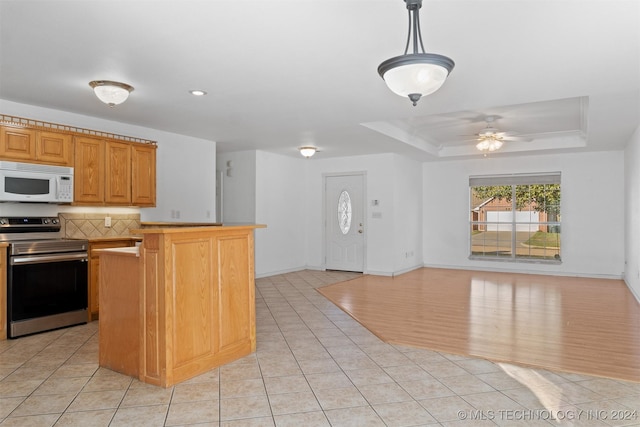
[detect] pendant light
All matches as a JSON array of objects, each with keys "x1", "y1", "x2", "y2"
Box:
[{"x1": 378, "y1": 0, "x2": 454, "y2": 106}]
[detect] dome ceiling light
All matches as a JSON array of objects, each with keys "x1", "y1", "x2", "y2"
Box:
[
  {"x1": 299, "y1": 146, "x2": 317, "y2": 158},
  {"x1": 378, "y1": 0, "x2": 455, "y2": 106},
  {"x1": 89, "y1": 80, "x2": 134, "y2": 107}
]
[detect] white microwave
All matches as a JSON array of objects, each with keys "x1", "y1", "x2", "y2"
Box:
[{"x1": 0, "y1": 161, "x2": 74, "y2": 203}]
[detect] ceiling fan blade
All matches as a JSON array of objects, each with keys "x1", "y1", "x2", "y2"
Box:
[{"x1": 502, "y1": 136, "x2": 532, "y2": 142}]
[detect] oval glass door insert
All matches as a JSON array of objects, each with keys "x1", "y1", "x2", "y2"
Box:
[{"x1": 337, "y1": 190, "x2": 352, "y2": 235}]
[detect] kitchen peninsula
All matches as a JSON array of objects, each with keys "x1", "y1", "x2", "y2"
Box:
[{"x1": 98, "y1": 224, "x2": 265, "y2": 387}]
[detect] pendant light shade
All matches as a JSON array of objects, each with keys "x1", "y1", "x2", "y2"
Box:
[
  {"x1": 89, "y1": 80, "x2": 134, "y2": 107},
  {"x1": 378, "y1": 0, "x2": 454, "y2": 106}
]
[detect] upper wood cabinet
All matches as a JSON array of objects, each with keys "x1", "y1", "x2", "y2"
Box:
[
  {"x1": 74, "y1": 136, "x2": 105, "y2": 204},
  {"x1": 105, "y1": 140, "x2": 132, "y2": 205},
  {"x1": 132, "y1": 143, "x2": 157, "y2": 207},
  {"x1": 0, "y1": 126, "x2": 73, "y2": 166},
  {"x1": 0, "y1": 126, "x2": 36, "y2": 161},
  {"x1": 0, "y1": 116, "x2": 156, "y2": 206},
  {"x1": 36, "y1": 131, "x2": 73, "y2": 166},
  {"x1": 74, "y1": 136, "x2": 157, "y2": 207}
]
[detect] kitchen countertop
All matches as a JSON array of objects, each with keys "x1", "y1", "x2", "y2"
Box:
[
  {"x1": 97, "y1": 246, "x2": 140, "y2": 257},
  {"x1": 86, "y1": 236, "x2": 142, "y2": 243},
  {"x1": 133, "y1": 224, "x2": 265, "y2": 235},
  {"x1": 140, "y1": 222, "x2": 222, "y2": 227}
]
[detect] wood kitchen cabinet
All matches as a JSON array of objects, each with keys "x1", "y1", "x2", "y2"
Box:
[
  {"x1": 131, "y1": 143, "x2": 156, "y2": 207},
  {"x1": 0, "y1": 126, "x2": 72, "y2": 166},
  {"x1": 0, "y1": 126, "x2": 36, "y2": 161},
  {"x1": 35, "y1": 131, "x2": 73, "y2": 166},
  {"x1": 74, "y1": 136, "x2": 105, "y2": 204},
  {"x1": 99, "y1": 225, "x2": 264, "y2": 387},
  {"x1": 0, "y1": 115, "x2": 156, "y2": 206},
  {"x1": 105, "y1": 140, "x2": 132, "y2": 205},
  {"x1": 88, "y1": 239, "x2": 138, "y2": 321},
  {"x1": 74, "y1": 136, "x2": 157, "y2": 207}
]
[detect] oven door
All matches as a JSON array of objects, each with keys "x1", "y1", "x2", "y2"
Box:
[{"x1": 7, "y1": 252, "x2": 88, "y2": 338}]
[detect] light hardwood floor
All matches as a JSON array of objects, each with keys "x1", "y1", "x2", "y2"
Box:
[{"x1": 318, "y1": 268, "x2": 640, "y2": 383}]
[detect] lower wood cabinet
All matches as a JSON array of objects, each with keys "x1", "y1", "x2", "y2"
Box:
[
  {"x1": 98, "y1": 225, "x2": 263, "y2": 387},
  {"x1": 88, "y1": 239, "x2": 137, "y2": 321}
]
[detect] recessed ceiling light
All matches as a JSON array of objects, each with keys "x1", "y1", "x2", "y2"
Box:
[{"x1": 189, "y1": 90, "x2": 207, "y2": 96}]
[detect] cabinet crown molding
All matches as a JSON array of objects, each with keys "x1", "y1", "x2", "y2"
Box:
[{"x1": 1, "y1": 114, "x2": 156, "y2": 145}]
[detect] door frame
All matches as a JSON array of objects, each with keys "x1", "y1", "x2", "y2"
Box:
[{"x1": 322, "y1": 171, "x2": 367, "y2": 273}]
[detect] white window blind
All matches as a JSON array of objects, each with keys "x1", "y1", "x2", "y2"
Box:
[{"x1": 469, "y1": 172, "x2": 561, "y2": 187}]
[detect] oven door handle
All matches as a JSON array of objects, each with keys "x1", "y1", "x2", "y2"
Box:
[{"x1": 10, "y1": 252, "x2": 88, "y2": 265}]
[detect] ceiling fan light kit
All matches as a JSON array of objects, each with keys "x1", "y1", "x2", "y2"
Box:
[
  {"x1": 89, "y1": 80, "x2": 134, "y2": 107},
  {"x1": 473, "y1": 116, "x2": 522, "y2": 153},
  {"x1": 476, "y1": 138, "x2": 503, "y2": 152},
  {"x1": 378, "y1": 0, "x2": 455, "y2": 106}
]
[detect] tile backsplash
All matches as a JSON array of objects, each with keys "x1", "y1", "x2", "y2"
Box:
[{"x1": 59, "y1": 213, "x2": 141, "y2": 239}]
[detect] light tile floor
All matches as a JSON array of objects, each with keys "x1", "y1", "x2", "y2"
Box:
[{"x1": 0, "y1": 270, "x2": 639, "y2": 426}]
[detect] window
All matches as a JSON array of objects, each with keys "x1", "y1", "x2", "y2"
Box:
[{"x1": 469, "y1": 173, "x2": 561, "y2": 262}]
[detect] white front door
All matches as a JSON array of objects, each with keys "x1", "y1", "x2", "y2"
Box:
[{"x1": 324, "y1": 174, "x2": 365, "y2": 272}]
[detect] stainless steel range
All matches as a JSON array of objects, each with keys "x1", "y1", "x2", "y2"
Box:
[{"x1": 1, "y1": 216, "x2": 88, "y2": 338}]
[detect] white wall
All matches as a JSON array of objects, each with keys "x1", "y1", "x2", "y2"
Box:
[
  {"x1": 303, "y1": 153, "x2": 422, "y2": 276},
  {"x1": 215, "y1": 150, "x2": 424, "y2": 278},
  {"x1": 4, "y1": 98, "x2": 628, "y2": 282},
  {"x1": 216, "y1": 150, "x2": 306, "y2": 277},
  {"x1": 0, "y1": 99, "x2": 216, "y2": 222},
  {"x1": 216, "y1": 151, "x2": 256, "y2": 223},
  {"x1": 149, "y1": 137, "x2": 215, "y2": 222},
  {"x1": 254, "y1": 151, "x2": 306, "y2": 276},
  {"x1": 423, "y1": 151, "x2": 625, "y2": 279},
  {"x1": 624, "y1": 124, "x2": 640, "y2": 302},
  {"x1": 392, "y1": 154, "x2": 423, "y2": 274},
  {"x1": 305, "y1": 154, "x2": 391, "y2": 274}
]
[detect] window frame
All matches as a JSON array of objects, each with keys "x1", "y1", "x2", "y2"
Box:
[{"x1": 469, "y1": 173, "x2": 562, "y2": 264}]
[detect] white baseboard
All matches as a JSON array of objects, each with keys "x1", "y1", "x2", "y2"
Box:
[{"x1": 422, "y1": 263, "x2": 624, "y2": 280}]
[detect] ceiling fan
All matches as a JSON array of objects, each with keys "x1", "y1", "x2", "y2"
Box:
[{"x1": 474, "y1": 116, "x2": 525, "y2": 152}]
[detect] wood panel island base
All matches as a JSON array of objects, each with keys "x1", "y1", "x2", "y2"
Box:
[{"x1": 98, "y1": 225, "x2": 265, "y2": 388}]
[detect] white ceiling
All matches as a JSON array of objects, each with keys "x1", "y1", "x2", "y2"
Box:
[{"x1": 1, "y1": 0, "x2": 638, "y2": 161}]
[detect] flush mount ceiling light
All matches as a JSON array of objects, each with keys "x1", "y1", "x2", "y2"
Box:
[
  {"x1": 89, "y1": 80, "x2": 134, "y2": 107},
  {"x1": 189, "y1": 89, "x2": 207, "y2": 96},
  {"x1": 299, "y1": 146, "x2": 317, "y2": 158},
  {"x1": 378, "y1": 0, "x2": 455, "y2": 106}
]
